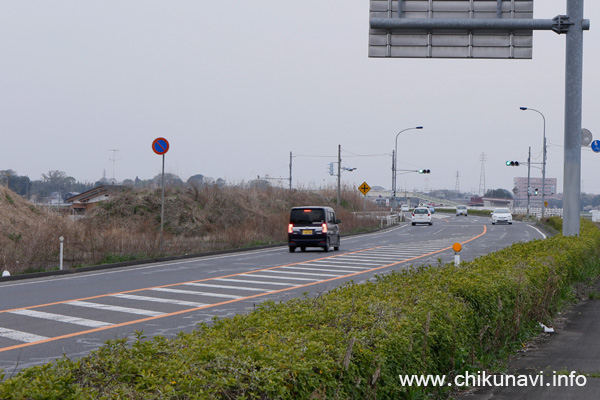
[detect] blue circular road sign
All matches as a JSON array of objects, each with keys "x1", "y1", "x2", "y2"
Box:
[
  {"x1": 591, "y1": 140, "x2": 600, "y2": 153},
  {"x1": 152, "y1": 137, "x2": 169, "y2": 155}
]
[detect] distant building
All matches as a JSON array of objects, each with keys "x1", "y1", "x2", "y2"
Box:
[
  {"x1": 468, "y1": 196, "x2": 483, "y2": 206},
  {"x1": 64, "y1": 185, "x2": 122, "y2": 213},
  {"x1": 513, "y1": 177, "x2": 558, "y2": 205}
]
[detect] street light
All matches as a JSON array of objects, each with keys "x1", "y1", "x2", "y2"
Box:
[
  {"x1": 392, "y1": 126, "x2": 423, "y2": 211},
  {"x1": 520, "y1": 107, "x2": 547, "y2": 219}
]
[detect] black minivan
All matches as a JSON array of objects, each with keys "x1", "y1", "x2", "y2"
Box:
[{"x1": 288, "y1": 206, "x2": 341, "y2": 252}]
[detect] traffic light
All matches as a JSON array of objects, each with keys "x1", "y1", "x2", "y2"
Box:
[
  {"x1": 505, "y1": 161, "x2": 520, "y2": 166},
  {"x1": 418, "y1": 169, "x2": 431, "y2": 174},
  {"x1": 534, "y1": 188, "x2": 539, "y2": 195},
  {"x1": 327, "y1": 162, "x2": 334, "y2": 176}
]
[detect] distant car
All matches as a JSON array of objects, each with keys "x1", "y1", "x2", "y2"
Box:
[
  {"x1": 491, "y1": 208, "x2": 513, "y2": 225},
  {"x1": 427, "y1": 205, "x2": 435, "y2": 214},
  {"x1": 456, "y1": 205, "x2": 468, "y2": 216},
  {"x1": 412, "y1": 206, "x2": 432, "y2": 226},
  {"x1": 400, "y1": 204, "x2": 410, "y2": 212}
]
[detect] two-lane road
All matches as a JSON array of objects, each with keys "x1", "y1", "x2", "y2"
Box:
[{"x1": 0, "y1": 213, "x2": 546, "y2": 376}]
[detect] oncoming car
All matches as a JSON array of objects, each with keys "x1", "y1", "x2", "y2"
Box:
[
  {"x1": 491, "y1": 208, "x2": 513, "y2": 225},
  {"x1": 288, "y1": 206, "x2": 341, "y2": 252},
  {"x1": 456, "y1": 205, "x2": 468, "y2": 216},
  {"x1": 411, "y1": 206, "x2": 433, "y2": 226}
]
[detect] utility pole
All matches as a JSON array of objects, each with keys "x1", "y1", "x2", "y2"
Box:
[
  {"x1": 289, "y1": 151, "x2": 293, "y2": 190},
  {"x1": 527, "y1": 147, "x2": 531, "y2": 220},
  {"x1": 391, "y1": 149, "x2": 396, "y2": 209},
  {"x1": 337, "y1": 145, "x2": 341, "y2": 205}
]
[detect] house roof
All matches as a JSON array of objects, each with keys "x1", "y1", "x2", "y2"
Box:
[{"x1": 65, "y1": 185, "x2": 112, "y2": 204}]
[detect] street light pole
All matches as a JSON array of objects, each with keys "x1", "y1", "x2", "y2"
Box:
[
  {"x1": 520, "y1": 107, "x2": 546, "y2": 219},
  {"x1": 392, "y1": 126, "x2": 423, "y2": 211}
]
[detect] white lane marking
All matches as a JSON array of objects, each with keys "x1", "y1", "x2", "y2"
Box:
[
  {"x1": 182, "y1": 282, "x2": 269, "y2": 292},
  {"x1": 300, "y1": 261, "x2": 372, "y2": 269},
  {"x1": 0, "y1": 327, "x2": 49, "y2": 343},
  {"x1": 528, "y1": 224, "x2": 547, "y2": 239},
  {"x1": 150, "y1": 288, "x2": 241, "y2": 299},
  {"x1": 281, "y1": 266, "x2": 358, "y2": 274},
  {"x1": 302, "y1": 261, "x2": 377, "y2": 267},
  {"x1": 0, "y1": 248, "x2": 285, "y2": 288},
  {"x1": 242, "y1": 274, "x2": 315, "y2": 281},
  {"x1": 111, "y1": 294, "x2": 207, "y2": 308},
  {"x1": 66, "y1": 301, "x2": 165, "y2": 317},
  {"x1": 264, "y1": 270, "x2": 340, "y2": 277},
  {"x1": 215, "y1": 278, "x2": 299, "y2": 286},
  {"x1": 9, "y1": 309, "x2": 112, "y2": 328}
]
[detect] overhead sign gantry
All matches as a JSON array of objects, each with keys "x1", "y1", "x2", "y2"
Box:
[{"x1": 369, "y1": 0, "x2": 589, "y2": 236}]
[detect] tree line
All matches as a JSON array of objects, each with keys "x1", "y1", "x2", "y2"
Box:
[{"x1": 0, "y1": 169, "x2": 232, "y2": 202}]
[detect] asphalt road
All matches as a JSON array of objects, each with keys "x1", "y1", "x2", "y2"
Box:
[{"x1": 0, "y1": 212, "x2": 547, "y2": 377}]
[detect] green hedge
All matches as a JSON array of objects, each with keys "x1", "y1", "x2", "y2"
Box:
[{"x1": 2, "y1": 221, "x2": 600, "y2": 399}]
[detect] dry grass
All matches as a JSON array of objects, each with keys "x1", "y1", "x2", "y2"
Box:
[{"x1": 0, "y1": 184, "x2": 384, "y2": 275}]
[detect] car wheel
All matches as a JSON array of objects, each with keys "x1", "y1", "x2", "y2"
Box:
[
  {"x1": 323, "y1": 238, "x2": 330, "y2": 252},
  {"x1": 429, "y1": 222, "x2": 432, "y2": 226},
  {"x1": 411, "y1": 222, "x2": 416, "y2": 226},
  {"x1": 509, "y1": 222, "x2": 513, "y2": 225},
  {"x1": 289, "y1": 246, "x2": 296, "y2": 253},
  {"x1": 300, "y1": 247, "x2": 306, "y2": 252},
  {"x1": 492, "y1": 222, "x2": 496, "y2": 225},
  {"x1": 334, "y1": 237, "x2": 340, "y2": 251}
]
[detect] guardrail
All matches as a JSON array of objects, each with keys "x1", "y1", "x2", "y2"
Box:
[{"x1": 352, "y1": 212, "x2": 399, "y2": 227}]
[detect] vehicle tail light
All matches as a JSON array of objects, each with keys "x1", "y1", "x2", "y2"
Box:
[
  {"x1": 322, "y1": 223, "x2": 328, "y2": 233},
  {"x1": 288, "y1": 224, "x2": 293, "y2": 234}
]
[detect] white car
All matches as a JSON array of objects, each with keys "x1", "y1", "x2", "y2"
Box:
[
  {"x1": 491, "y1": 208, "x2": 513, "y2": 225},
  {"x1": 400, "y1": 204, "x2": 410, "y2": 212},
  {"x1": 411, "y1": 206, "x2": 432, "y2": 226},
  {"x1": 456, "y1": 205, "x2": 468, "y2": 216}
]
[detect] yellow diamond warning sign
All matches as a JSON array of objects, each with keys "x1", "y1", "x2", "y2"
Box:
[{"x1": 358, "y1": 182, "x2": 371, "y2": 196}]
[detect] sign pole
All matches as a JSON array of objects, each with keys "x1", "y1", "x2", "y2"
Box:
[
  {"x1": 160, "y1": 153, "x2": 165, "y2": 252},
  {"x1": 453, "y1": 243, "x2": 462, "y2": 266},
  {"x1": 152, "y1": 137, "x2": 170, "y2": 253}
]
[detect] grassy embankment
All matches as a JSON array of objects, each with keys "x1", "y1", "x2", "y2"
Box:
[
  {"x1": 1, "y1": 217, "x2": 600, "y2": 399},
  {"x1": 0, "y1": 184, "x2": 382, "y2": 275}
]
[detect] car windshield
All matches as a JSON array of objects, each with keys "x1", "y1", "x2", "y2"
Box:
[
  {"x1": 290, "y1": 209, "x2": 325, "y2": 224},
  {"x1": 494, "y1": 208, "x2": 510, "y2": 214},
  {"x1": 414, "y1": 208, "x2": 428, "y2": 214},
  {"x1": 457, "y1": 206, "x2": 466, "y2": 209}
]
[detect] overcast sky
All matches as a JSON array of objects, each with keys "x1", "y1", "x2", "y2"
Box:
[{"x1": 1, "y1": 1, "x2": 599, "y2": 195}]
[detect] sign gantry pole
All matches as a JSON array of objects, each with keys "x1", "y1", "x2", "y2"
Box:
[{"x1": 562, "y1": 0, "x2": 585, "y2": 236}]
